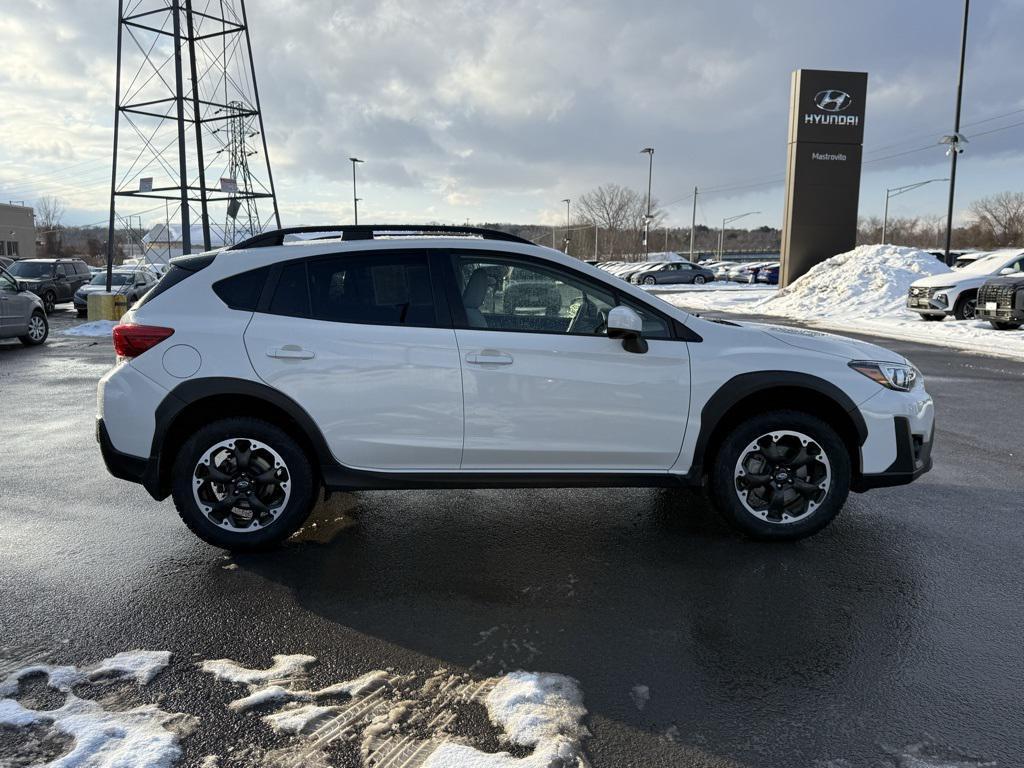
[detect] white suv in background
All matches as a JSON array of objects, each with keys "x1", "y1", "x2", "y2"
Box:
[
  {"x1": 97, "y1": 225, "x2": 934, "y2": 550},
  {"x1": 907, "y1": 249, "x2": 1024, "y2": 321}
]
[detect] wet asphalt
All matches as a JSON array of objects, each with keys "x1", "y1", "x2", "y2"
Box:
[{"x1": 0, "y1": 306, "x2": 1021, "y2": 767}]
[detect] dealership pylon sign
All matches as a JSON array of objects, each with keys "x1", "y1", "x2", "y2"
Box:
[{"x1": 780, "y1": 69, "x2": 868, "y2": 287}]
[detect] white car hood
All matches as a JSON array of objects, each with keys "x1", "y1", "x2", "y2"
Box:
[
  {"x1": 910, "y1": 271, "x2": 985, "y2": 289},
  {"x1": 745, "y1": 322, "x2": 907, "y2": 364}
]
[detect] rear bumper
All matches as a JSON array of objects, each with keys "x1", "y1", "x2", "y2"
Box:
[
  {"x1": 97, "y1": 417, "x2": 164, "y2": 500},
  {"x1": 853, "y1": 415, "x2": 934, "y2": 491}
]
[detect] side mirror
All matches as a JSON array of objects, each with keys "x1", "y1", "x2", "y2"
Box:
[
  {"x1": 999, "y1": 267, "x2": 1016, "y2": 275},
  {"x1": 607, "y1": 305, "x2": 648, "y2": 354}
]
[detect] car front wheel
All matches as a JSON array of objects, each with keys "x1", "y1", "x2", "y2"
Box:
[
  {"x1": 171, "y1": 417, "x2": 317, "y2": 551},
  {"x1": 990, "y1": 321, "x2": 1022, "y2": 330},
  {"x1": 643, "y1": 276, "x2": 657, "y2": 285},
  {"x1": 42, "y1": 291, "x2": 56, "y2": 314},
  {"x1": 920, "y1": 314, "x2": 945, "y2": 322},
  {"x1": 953, "y1": 292, "x2": 977, "y2": 321},
  {"x1": 18, "y1": 310, "x2": 48, "y2": 346},
  {"x1": 708, "y1": 410, "x2": 851, "y2": 541}
]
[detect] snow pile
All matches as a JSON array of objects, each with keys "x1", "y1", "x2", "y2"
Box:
[
  {"x1": 62, "y1": 319, "x2": 119, "y2": 337},
  {"x1": 754, "y1": 244, "x2": 950, "y2": 319},
  {"x1": 423, "y1": 672, "x2": 589, "y2": 768},
  {"x1": 0, "y1": 650, "x2": 192, "y2": 768}
]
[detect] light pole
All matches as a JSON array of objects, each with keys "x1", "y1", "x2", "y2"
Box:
[
  {"x1": 689, "y1": 186, "x2": 698, "y2": 262},
  {"x1": 942, "y1": 0, "x2": 970, "y2": 267},
  {"x1": 561, "y1": 198, "x2": 571, "y2": 254},
  {"x1": 882, "y1": 178, "x2": 948, "y2": 243},
  {"x1": 640, "y1": 147, "x2": 654, "y2": 259},
  {"x1": 719, "y1": 211, "x2": 760, "y2": 259},
  {"x1": 349, "y1": 157, "x2": 364, "y2": 225}
]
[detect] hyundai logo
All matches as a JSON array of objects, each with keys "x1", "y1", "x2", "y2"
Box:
[{"x1": 814, "y1": 89, "x2": 852, "y2": 113}]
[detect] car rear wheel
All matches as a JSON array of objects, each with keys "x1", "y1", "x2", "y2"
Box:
[
  {"x1": 953, "y1": 292, "x2": 977, "y2": 321},
  {"x1": 42, "y1": 291, "x2": 56, "y2": 314},
  {"x1": 693, "y1": 275, "x2": 706, "y2": 285},
  {"x1": 643, "y1": 275, "x2": 657, "y2": 285},
  {"x1": 171, "y1": 417, "x2": 316, "y2": 551},
  {"x1": 707, "y1": 410, "x2": 851, "y2": 541},
  {"x1": 18, "y1": 310, "x2": 48, "y2": 346},
  {"x1": 990, "y1": 321, "x2": 1022, "y2": 330}
]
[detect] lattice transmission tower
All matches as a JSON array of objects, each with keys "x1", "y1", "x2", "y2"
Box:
[{"x1": 105, "y1": 0, "x2": 280, "y2": 267}]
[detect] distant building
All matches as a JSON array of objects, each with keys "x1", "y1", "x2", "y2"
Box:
[{"x1": 0, "y1": 202, "x2": 36, "y2": 259}]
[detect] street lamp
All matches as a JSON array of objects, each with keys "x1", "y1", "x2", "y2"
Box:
[
  {"x1": 640, "y1": 147, "x2": 654, "y2": 259},
  {"x1": 719, "y1": 211, "x2": 760, "y2": 259},
  {"x1": 561, "y1": 198, "x2": 571, "y2": 254},
  {"x1": 942, "y1": 0, "x2": 970, "y2": 267},
  {"x1": 349, "y1": 157, "x2": 364, "y2": 225},
  {"x1": 882, "y1": 178, "x2": 948, "y2": 243}
]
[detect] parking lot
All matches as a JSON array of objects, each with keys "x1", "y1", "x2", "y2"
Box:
[{"x1": 0, "y1": 306, "x2": 1021, "y2": 767}]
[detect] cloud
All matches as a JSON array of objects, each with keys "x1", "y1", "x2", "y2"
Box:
[{"x1": 2, "y1": 0, "x2": 1023, "y2": 227}]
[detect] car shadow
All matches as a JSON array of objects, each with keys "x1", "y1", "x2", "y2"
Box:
[{"x1": 229, "y1": 482, "x2": 930, "y2": 764}]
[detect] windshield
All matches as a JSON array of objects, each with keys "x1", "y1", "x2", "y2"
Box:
[
  {"x1": 958, "y1": 253, "x2": 1017, "y2": 274},
  {"x1": 90, "y1": 272, "x2": 132, "y2": 286},
  {"x1": 7, "y1": 261, "x2": 53, "y2": 278}
]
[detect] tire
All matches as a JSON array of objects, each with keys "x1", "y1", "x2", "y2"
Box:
[
  {"x1": 693, "y1": 275, "x2": 706, "y2": 285},
  {"x1": 990, "y1": 321, "x2": 1022, "y2": 330},
  {"x1": 77, "y1": 309, "x2": 87, "y2": 318},
  {"x1": 42, "y1": 291, "x2": 56, "y2": 314},
  {"x1": 920, "y1": 314, "x2": 945, "y2": 322},
  {"x1": 18, "y1": 310, "x2": 48, "y2": 346},
  {"x1": 707, "y1": 410, "x2": 851, "y2": 541},
  {"x1": 643, "y1": 276, "x2": 657, "y2": 285},
  {"x1": 953, "y1": 292, "x2": 977, "y2": 321},
  {"x1": 171, "y1": 417, "x2": 317, "y2": 551}
]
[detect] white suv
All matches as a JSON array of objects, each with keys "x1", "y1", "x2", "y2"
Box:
[
  {"x1": 97, "y1": 225, "x2": 934, "y2": 550},
  {"x1": 907, "y1": 249, "x2": 1024, "y2": 321}
]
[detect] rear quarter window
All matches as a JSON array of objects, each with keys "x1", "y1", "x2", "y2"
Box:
[
  {"x1": 135, "y1": 265, "x2": 195, "y2": 309},
  {"x1": 213, "y1": 266, "x2": 271, "y2": 311}
]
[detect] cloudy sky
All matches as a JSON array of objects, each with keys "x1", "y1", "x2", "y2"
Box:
[{"x1": 2, "y1": 0, "x2": 1024, "y2": 233}]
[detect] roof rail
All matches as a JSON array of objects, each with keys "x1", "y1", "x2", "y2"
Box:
[{"x1": 226, "y1": 224, "x2": 533, "y2": 250}]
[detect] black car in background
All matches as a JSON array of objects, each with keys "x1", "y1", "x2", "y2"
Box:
[
  {"x1": 5, "y1": 258, "x2": 92, "y2": 313},
  {"x1": 976, "y1": 275, "x2": 1024, "y2": 330}
]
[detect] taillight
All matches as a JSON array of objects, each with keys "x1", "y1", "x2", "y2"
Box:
[{"x1": 112, "y1": 324, "x2": 174, "y2": 358}]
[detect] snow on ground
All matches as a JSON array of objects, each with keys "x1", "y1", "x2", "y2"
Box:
[
  {"x1": 0, "y1": 650, "x2": 192, "y2": 768},
  {"x1": 202, "y1": 655, "x2": 590, "y2": 767},
  {"x1": 61, "y1": 319, "x2": 118, "y2": 337},
  {"x1": 653, "y1": 245, "x2": 1024, "y2": 361}
]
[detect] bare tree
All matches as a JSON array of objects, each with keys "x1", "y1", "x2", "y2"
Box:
[
  {"x1": 575, "y1": 184, "x2": 664, "y2": 259},
  {"x1": 35, "y1": 196, "x2": 66, "y2": 256},
  {"x1": 969, "y1": 191, "x2": 1024, "y2": 248}
]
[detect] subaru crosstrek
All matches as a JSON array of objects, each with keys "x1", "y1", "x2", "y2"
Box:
[{"x1": 97, "y1": 225, "x2": 934, "y2": 550}]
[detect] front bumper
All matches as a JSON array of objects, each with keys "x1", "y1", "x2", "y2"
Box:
[
  {"x1": 976, "y1": 305, "x2": 1024, "y2": 323},
  {"x1": 853, "y1": 415, "x2": 934, "y2": 490}
]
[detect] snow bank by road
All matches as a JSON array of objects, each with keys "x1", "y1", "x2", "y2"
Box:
[
  {"x1": 755, "y1": 244, "x2": 949, "y2": 319},
  {"x1": 655, "y1": 245, "x2": 1024, "y2": 361}
]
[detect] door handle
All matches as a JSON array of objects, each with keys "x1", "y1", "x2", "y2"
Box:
[
  {"x1": 266, "y1": 345, "x2": 315, "y2": 360},
  {"x1": 465, "y1": 350, "x2": 514, "y2": 366}
]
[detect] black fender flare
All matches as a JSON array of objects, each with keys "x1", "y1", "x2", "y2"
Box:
[{"x1": 688, "y1": 370, "x2": 869, "y2": 477}]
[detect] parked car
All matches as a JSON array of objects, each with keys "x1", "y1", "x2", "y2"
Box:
[
  {"x1": 633, "y1": 261, "x2": 715, "y2": 286},
  {"x1": 727, "y1": 261, "x2": 774, "y2": 283},
  {"x1": 712, "y1": 261, "x2": 739, "y2": 279},
  {"x1": 616, "y1": 262, "x2": 666, "y2": 282},
  {"x1": 73, "y1": 268, "x2": 158, "y2": 317},
  {"x1": 97, "y1": 224, "x2": 933, "y2": 551},
  {"x1": 5, "y1": 257, "x2": 92, "y2": 313},
  {"x1": 0, "y1": 256, "x2": 12, "y2": 270},
  {"x1": 0, "y1": 266, "x2": 48, "y2": 346},
  {"x1": 976, "y1": 275, "x2": 1024, "y2": 330},
  {"x1": 907, "y1": 249, "x2": 1024, "y2": 321},
  {"x1": 755, "y1": 264, "x2": 780, "y2": 285}
]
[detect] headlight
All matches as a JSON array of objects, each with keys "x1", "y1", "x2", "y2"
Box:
[{"x1": 849, "y1": 360, "x2": 920, "y2": 392}]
